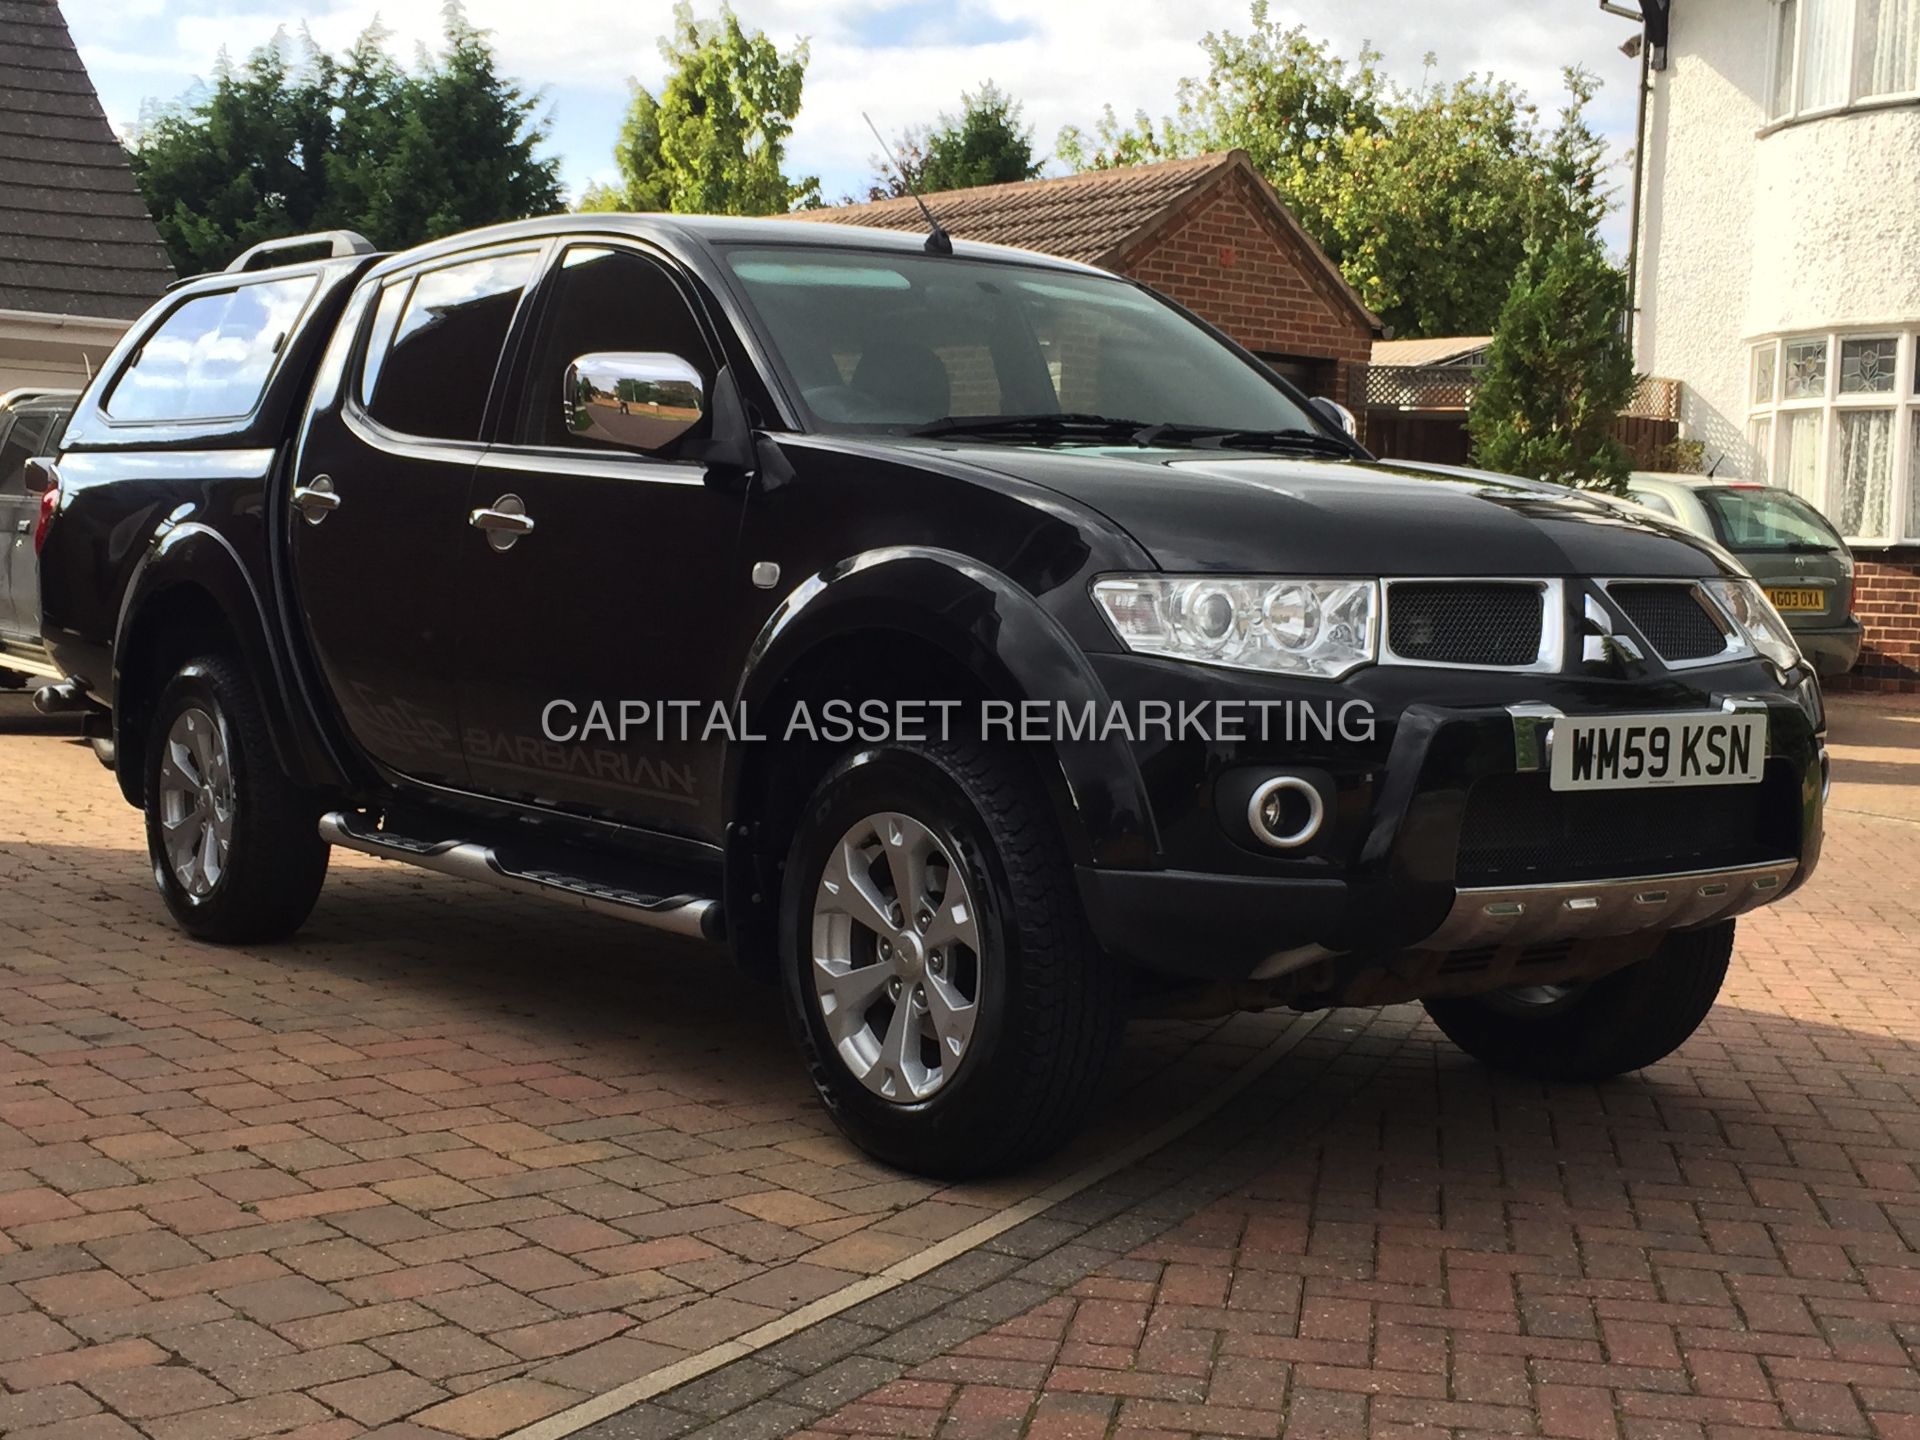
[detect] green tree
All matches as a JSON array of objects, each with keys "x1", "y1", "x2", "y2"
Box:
[
  {"x1": 127, "y1": 32, "x2": 337, "y2": 276},
  {"x1": 1055, "y1": 4, "x2": 1616, "y2": 338},
  {"x1": 128, "y1": 5, "x2": 560, "y2": 274},
  {"x1": 869, "y1": 82, "x2": 1042, "y2": 198},
  {"x1": 590, "y1": 3, "x2": 817, "y2": 215},
  {"x1": 1467, "y1": 233, "x2": 1639, "y2": 490},
  {"x1": 343, "y1": 6, "x2": 562, "y2": 244},
  {"x1": 1316, "y1": 76, "x2": 1559, "y2": 337}
]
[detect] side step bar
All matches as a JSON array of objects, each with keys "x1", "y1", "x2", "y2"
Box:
[{"x1": 319, "y1": 811, "x2": 723, "y2": 942}]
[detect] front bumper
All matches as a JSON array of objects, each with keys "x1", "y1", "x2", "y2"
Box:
[{"x1": 1076, "y1": 657, "x2": 1825, "y2": 987}]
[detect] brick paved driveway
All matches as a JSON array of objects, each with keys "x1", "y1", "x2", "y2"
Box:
[{"x1": 2, "y1": 694, "x2": 1916, "y2": 1440}]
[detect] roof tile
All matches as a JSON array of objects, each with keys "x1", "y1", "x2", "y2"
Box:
[
  {"x1": 794, "y1": 151, "x2": 1376, "y2": 332},
  {"x1": 797, "y1": 153, "x2": 1234, "y2": 266},
  {"x1": 0, "y1": 0, "x2": 173, "y2": 319}
]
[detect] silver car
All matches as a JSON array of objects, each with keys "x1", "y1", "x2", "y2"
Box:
[
  {"x1": 1627, "y1": 472, "x2": 1860, "y2": 678},
  {"x1": 0, "y1": 387, "x2": 77, "y2": 691}
]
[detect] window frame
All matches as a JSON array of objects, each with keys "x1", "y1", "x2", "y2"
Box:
[
  {"x1": 1747, "y1": 326, "x2": 1920, "y2": 544},
  {"x1": 494, "y1": 237, "x2": 725, "y2": 466},
  {"x1": 345, "y1": 240, "x2": 550, "y2": 447},
  {"x1": 1765, "y1": 0, "x2": 1920, "y2": 127}
]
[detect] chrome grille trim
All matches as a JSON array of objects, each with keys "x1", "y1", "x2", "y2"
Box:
[
  {"x1": 1597, "y1": 578, "x2": 1753, "y2": 670},
  {"x1": 1379, "y1": 577, "x2": 1565, "y2": 674}
]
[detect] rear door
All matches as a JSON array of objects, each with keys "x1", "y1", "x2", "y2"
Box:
[{"x1": 289, "y1": 245, "x2": 543, "y2": 786}]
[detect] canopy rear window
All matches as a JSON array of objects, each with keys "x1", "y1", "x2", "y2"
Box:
[{"x1": 106, "y1": 276, "x2": 317, "y2": 424}]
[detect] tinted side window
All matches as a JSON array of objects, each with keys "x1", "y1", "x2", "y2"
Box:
[
  {"x1": 106, "y1": 276, "x2": 317, "y2": 423},
  {"x1": 0, "y1": 412, "x2": 54, "y2": 496},
  {"x1": 517, "y1": 247, "x2": 715, "y2": 452},
  {"x1": 364, "y1": 251, "x2": 537, "y2": 440}
]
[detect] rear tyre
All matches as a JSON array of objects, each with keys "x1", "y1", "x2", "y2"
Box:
[
  {"x1": 1423, "y1": 920, "x2": 1734, "y2": 1081},
  {"x1": 143, "y1": 654, "x2": 329, "y2": 943},
  {"x1": 780, "y1": 740, "x2": 1123, "y2": 1178}
]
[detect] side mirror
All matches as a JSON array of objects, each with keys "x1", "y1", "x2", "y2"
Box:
[
  {"x1": 22, "y1": 457, "x2": 57, "y2": 495},
  {"x1": 563, "y1": 352, "x2": 707, "y2": 454},
  {"x1": 1307, "y1": 395, "x2": 1358, "y2": 438}
]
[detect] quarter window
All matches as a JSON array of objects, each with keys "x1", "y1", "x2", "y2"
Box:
[
  {"x1": 1748, "y1": 329, "x2": 1920, "y2": 543},
  {"x1": 361, "y1": 251, "x2": 538, "y2": 441},
  {"x1": 105, "y1": 276, "x2": 316, "y2": 423}
]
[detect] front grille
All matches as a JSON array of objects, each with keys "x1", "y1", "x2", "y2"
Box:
[
  {"x1": 1455, "y1": 767, "x2": 1799, "y2": 886},
  {"x1": 1611, "y1": 583, "x2": 1728, "y2": 661},
  {"x1": 1387, "y1": 583, "x2": 1544, "y2": 667}
]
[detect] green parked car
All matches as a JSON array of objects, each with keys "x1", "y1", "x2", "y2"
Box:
[{"x1": 1626, "y1": 473, "x2": 1861, "y2": 679}]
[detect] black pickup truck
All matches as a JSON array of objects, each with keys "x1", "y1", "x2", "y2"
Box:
[{"x1": 36, "y1": 219, "x2": 1825, "y2": 1175}]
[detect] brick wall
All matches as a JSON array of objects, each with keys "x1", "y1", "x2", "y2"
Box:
[
  {"x1": 1111, "y1": 171, "x2": 1375, "y2": 423},
  {"x1": 1827, "y1": 552, "x2": 1920, "y2": 692}
]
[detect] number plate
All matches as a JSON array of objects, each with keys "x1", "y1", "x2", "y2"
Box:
[
  {"x1": 1765, "y1": 586, "x2": 1825, "y2": 613},
  {"x1": 1549, "y1": 713, "x2": 1766, "y2": 791}
]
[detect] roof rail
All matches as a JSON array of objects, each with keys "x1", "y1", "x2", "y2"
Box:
[{"x1": 224, "y1": 231, "x2": 378, "y2": 274}]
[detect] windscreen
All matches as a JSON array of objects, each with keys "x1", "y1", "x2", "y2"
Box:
[
  {"x1": 1700, "y1": 486, "x2": 1844, "y2": 552},
  {"x1": 723, "y1": 247, "x2": 1319, "y2": 435}
]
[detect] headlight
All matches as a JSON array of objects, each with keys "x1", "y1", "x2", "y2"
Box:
[
  {"x1": 1092, "y1": 576, "x2": 1378, "y2": 678},
  {"x1": 1703, "y1": 577, "x2": 1803, "y2": 671}
]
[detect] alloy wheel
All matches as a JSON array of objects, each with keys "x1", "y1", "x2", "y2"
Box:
[
  {"x1": 157, "y1": 706, "x2": 235, "y2": 898},
  {"x1": 810, "y1": 810, "x2": 982, "y2": 1103}
]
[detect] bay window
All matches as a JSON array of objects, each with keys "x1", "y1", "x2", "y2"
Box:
[
  {"x1": 1748, "y1": 330, "x2": 1920, "y2": 544},
  {"x1": 1770, "y1": 0, "x2": 1920, "y2": 120}
]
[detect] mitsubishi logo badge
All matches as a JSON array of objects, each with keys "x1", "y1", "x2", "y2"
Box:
[{"x1": 1581, "y1": 592, "x2": 1644, "y2": 667}]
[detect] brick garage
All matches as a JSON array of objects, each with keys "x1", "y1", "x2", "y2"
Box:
[
  {"x1": 1827, "y1": 553, "x2": 1920, "y2": 692},
  {"x1": 801, "y1": 152, "x2": 1382, "y2": 423}
]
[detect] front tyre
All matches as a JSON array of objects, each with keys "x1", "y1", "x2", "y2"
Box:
[
  {"x1": 143, "y1": 655, "x2": 329, "y2": 943},
  {"x1": 780, "y1": 741, "x2": 1123, "y2": 1178},
  {"x1": 1424, "y1": 920, "x2": 1734, "y2": 1081}
]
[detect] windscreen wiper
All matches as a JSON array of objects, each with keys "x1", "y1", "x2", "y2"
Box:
[
  {"x1": 909, "y1": 413, "x2": 1149, "y2": 441},
  {"x1": 1131, "y1": 422, "x2": 1357, "y2": 457}
]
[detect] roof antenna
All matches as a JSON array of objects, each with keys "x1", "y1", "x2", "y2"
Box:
[{"x1": 863, "y1": 111, "x2": 953, "y2": 256}]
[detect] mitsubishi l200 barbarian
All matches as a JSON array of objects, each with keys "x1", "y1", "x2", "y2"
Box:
[{"x1": 35, "y1": 219, "x2": 1826, "y2": 1175}]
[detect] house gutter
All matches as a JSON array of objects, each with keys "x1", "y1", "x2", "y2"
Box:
[{"x1": 0, "y1": 308, "x2": 132, "y2": 338}]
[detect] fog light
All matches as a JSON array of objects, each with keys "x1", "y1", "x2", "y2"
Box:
[
  {"x1": 1247, "y1": 775, "x2": 1325, "y2": 850},
  {"x1": 1818, "y1": 742, "x2": 1831, "y2": 802}
]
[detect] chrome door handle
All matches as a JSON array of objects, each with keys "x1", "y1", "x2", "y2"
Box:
[
  {"x1": 292, "y1": 475, "x2": 341, "y2": 524},
  {"x1": 470, "y1": 493, "x2": 533, "y2": 551}
]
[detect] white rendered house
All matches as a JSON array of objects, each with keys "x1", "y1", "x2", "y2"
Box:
[{"x1": 1635, "y1": 0, "x2": 1920, "y2": 548}]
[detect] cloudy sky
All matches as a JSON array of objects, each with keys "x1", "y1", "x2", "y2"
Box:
[{"x1": 70, "y1": 0, "x2": 1646, "y2": 251}]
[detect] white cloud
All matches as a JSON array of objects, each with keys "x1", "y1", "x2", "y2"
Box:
[{"x1": 70, "y1": 0, "x2": 1646, "y2": 247}]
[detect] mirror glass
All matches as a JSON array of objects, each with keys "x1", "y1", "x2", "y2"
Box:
[{"x1": 563, "y1": 352, "x2": 706, "y2": 453}]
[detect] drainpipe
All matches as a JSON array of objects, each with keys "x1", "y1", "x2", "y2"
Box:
[
  {"x1": 1624, "y1": 31, "x2": 1652, "y2": 358},
  {"x1": 1599, "y1": 1, "x2": 1657, "y2": 358}
]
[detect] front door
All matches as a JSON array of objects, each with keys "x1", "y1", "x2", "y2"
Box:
[
  {"x1": 452, "y1": 242, "x2": 749, "y2": 843},
  {"x1": 289, "y1": 246, "x2": 543, "y2": 786}
]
